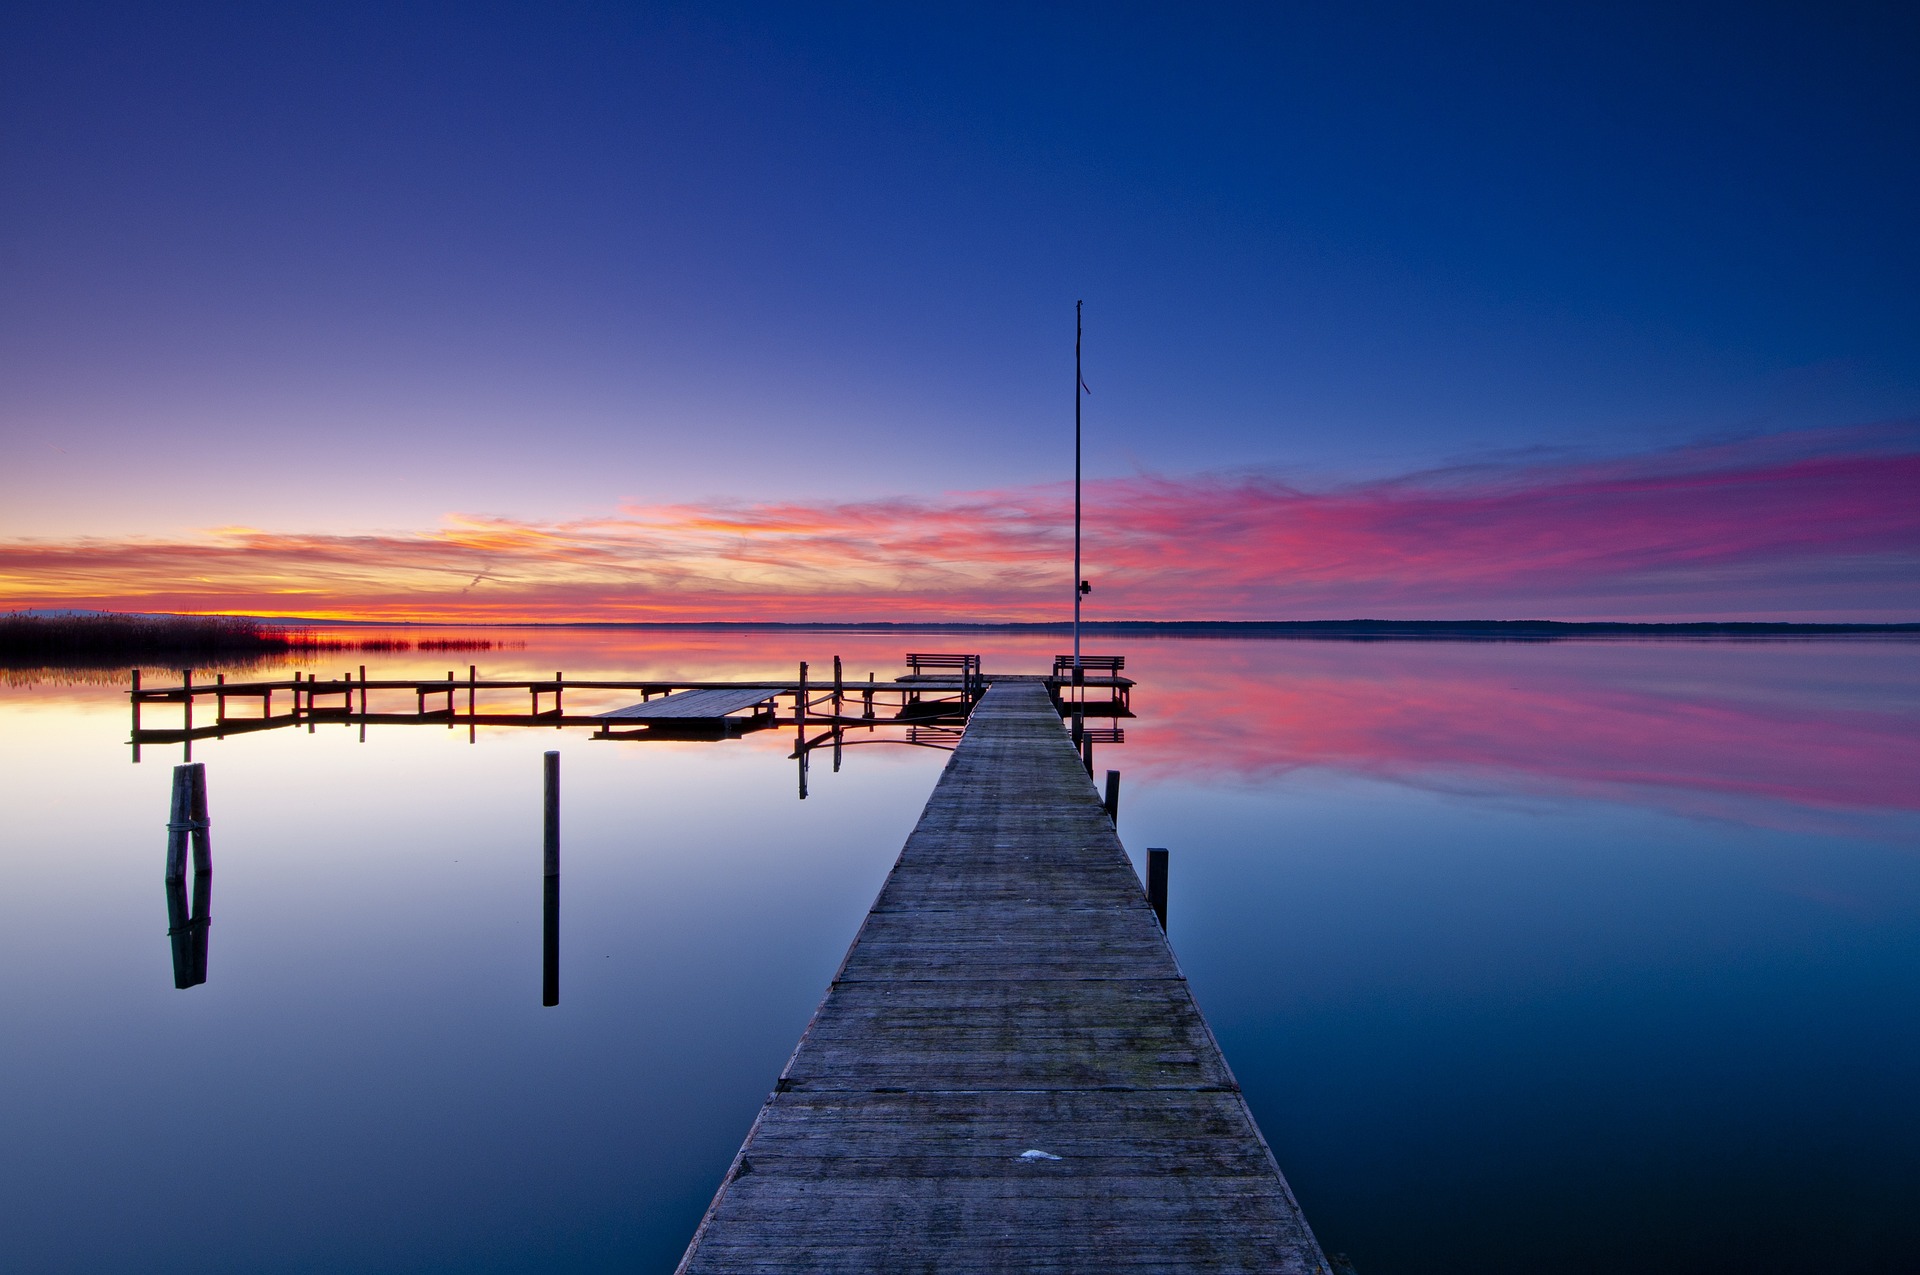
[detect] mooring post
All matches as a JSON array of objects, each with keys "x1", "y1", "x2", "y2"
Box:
[
  {"x1": 215, "y1": 673, "x2": 226, "y2": 726},
  {"x1": 130, "y1": 668, "x2": 142, "y2": 763},
  {"x1": 541, "y1": 750, "x2": 560, "y2": 1006},
  {"x1": 188, "y1": 762, "x2": 211, "y2": 874},
  {"x1": 864, "y1": 673, "x2": 875, "y2": 721},
  {"x1": 833, "y1": 656, "x2": 843, "y2": 717},
  {"x1": 543, "y1": 751, "x2": 560, "y2": 878},
  {"x1": 165, "y1": 762, "x2": 211, "y2": 879},
  {"x1": 361, "y1": 665, "x2": 369, "y2": 716},
  {"x1": 1104, "y1": 770, "x2": 1120, "y2": 822},
  {"x1": 1082, "y1": 732, "x2": 1094, "y2": 777},
  {"x1": 555, "y1": 672, "x2": 564, "y2": 726},
  {"x1": 1147, "y1": 847, "x2": 1168, "y2": 930},
  {"x1": 165, "y1": 765, "x2": 191, "y2": 880},
  {"x1": 796, "y1": 661, "x2": 808, "y2": 733}
]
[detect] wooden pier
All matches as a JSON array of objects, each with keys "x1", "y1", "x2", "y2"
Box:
[
  {"x1": 676, "y1": 680, "x2": 1327, "y2": 1273},
  {"x1": 125, "y1": 659, "x2": 1131, "y2": 759}
]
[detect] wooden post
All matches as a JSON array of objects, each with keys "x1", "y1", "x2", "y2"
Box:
[
  {"x1": 864, "y1": 673, "x2": 875, "y2": 720},
  {"x1": 833, "y1": 656, "x2": 843, "y2": 717},
  {"x1": 1104, "y1": 770, "x2": 1120, "y2": 822},
  {"x1": 165, "y1": 764, "x2": 191, "y2": 880},
  {"x1": 543, "y1": 751, "x2": 560, "y2": 877},
  {"x1": 165, "y1": 762, "x2": 210, "y2": 879},
  {"x1": 555, "y1": 672, "x2": 564, "y2": 726},
  {"x1": 188, "y1": 763, "x2": 211, "y2": 874},
  {"x1": 358, "y1": 664, "x2": 367, "y2": 715},
  {"x1": 796, "y1": 661, "x2": 808, "y2": 732},
  {"x1": 1146, "y1": 848, "x2": 1168, "y2": 931},
  {"x1": 1082, "y1": 732, "x2": 1094, "y2": 777},
  {"x1": 182, "y1": 668, "x2": 193, "y2": 734},
  {"x1": 131, "y1": 668, "x2": 142, "y2": 763},
  {"x1": 447, "y1": 671, "x2": 455, "y2": 728},
  {"x1": 467, "y1": 664, "x2": 476, "y2": 719},
  {"x1": 216, "y1": 673, "x2": 227, "y2": 725},
  {"x1": 542, "y1": 750, "x2": 559, "y2": 1006}
]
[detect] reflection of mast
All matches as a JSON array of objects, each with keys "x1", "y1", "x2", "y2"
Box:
[{"x1": 163, "y1": 762, "x2": 212, "y2": 988}]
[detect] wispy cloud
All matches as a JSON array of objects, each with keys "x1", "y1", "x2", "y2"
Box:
[{"x1": 3, "y1": 424, "x2": 1916, "y2": 620}]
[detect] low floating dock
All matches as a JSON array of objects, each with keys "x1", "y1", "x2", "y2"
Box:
[{"x1": 676, "y1": 680, "x2": 1327, "y2": 1273}]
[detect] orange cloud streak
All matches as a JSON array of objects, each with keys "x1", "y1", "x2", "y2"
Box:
[{"x1": 3, "y1": 425, "x2": 1916, "y2": 621}]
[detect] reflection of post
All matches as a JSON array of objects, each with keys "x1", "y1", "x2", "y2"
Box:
[
  {"x1": 543, "y1": 751, "x2": 559, "y2": 1007},
  {"x1": 833, "y1": 724, "x2": 843, "y2": 773},
  {"x1": 165, "y1": 871, "x2": 212, "y2": 989},
  {"x1": 1146, "y1": 847, "x2": 1168, "y2": 931}
]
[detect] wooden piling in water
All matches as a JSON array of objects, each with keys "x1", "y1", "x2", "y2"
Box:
[
  {"x1": 543, "y1": 751, "x2": 560, "y2": 877},
  {"x1": 1147, "y1": 847, "x2": 1169, "y2": 931},
  {"x1": 164, "y1": 762, "x2": 211, "y2": 880},
  {"x1": 1104, "y1": 769, "x2": 1120, "y2": 821},
  {"x1": 542, "y1": 749, "x2": 559, "y2": 1007}
]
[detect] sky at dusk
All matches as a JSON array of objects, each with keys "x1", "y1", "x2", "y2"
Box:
[{"x1": 3, "y1": 2, "x2": 1917, "y2": 620}]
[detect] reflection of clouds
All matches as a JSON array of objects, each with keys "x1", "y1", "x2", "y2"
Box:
[
  {"x1": 0, "y1": 423, "x2": 1915, "y2": 620},
  {"x1": 1120, "y1": 638, "x2": 1920, "y2": 827}
]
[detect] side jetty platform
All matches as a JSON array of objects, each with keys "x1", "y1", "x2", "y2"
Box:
[{"x1": 676, "y1": 680, "x2": 1328, "y2": 1273}]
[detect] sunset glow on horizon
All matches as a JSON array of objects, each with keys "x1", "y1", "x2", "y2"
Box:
[{"x1": 5, "y1": 423, "x2": 1915, "y2": 624}]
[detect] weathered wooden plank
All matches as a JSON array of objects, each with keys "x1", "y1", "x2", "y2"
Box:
[
  {"x1": 676, "y1": 681, "x2": 1328, "y2": 1275},
  {"x1": 597, "y1": 687, "x2": 776, "y2": 720}
]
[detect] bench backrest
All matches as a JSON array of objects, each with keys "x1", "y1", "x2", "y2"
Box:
[
  {"x1": 906, "y1": 653, "x2": 981, "y2": 674},
  {"x1": 1053, "y1": 654, "x2": 1124, "y2": 674}
]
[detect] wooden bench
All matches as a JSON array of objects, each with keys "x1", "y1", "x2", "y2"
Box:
[
  {"x1": 905, "y1": 653, "x2": 981, "y2": 677},
  {"x1": 1053, "y1": 654, "x2": 1124, "y2": 677}
]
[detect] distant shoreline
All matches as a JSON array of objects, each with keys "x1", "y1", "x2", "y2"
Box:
[
  {"x1": 14, "y1": 611, "x2": 1916, "y2": 645},
  {"x1": 267, "y1": 617, "x2": 1919, "y2": 638}
]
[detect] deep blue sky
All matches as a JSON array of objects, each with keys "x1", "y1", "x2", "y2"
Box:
[{"x1": 4, "y1": 1, "x2": 1917, "y2": 536}]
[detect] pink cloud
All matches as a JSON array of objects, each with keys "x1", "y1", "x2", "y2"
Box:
[{"x1": 1, "y1": 423, "x2": 1915, "y2": 620}]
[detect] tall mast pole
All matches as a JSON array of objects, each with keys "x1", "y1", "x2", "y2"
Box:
[{"x1": 1074, "y1": 300, "x2": 1083, "y2": 676}]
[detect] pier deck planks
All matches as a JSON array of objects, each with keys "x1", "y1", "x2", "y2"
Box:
[
  {"x1": 596, "y1": 687, "x2": 777, "y2": 720},
  {"x1": 676, "y1": 680, "x2": 1327, "y2": 1274}
]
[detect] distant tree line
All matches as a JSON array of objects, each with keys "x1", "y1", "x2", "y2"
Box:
[{"x1": 0, "y1": 613, "x2": 498, "y2": 664}]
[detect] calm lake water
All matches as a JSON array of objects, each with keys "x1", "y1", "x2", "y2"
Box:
[{"x1": 2, "y1": 630, "x2": 1916, "y2": 1274}]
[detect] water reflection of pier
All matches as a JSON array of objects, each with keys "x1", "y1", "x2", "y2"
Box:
[{"x1": 141, "y1": 654, "x2": 1135, "y2": 997}]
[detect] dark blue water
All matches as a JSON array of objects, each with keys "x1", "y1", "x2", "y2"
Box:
[{"x1": 2, "y1": 633, "x2": 1915, "y2": 1272}]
